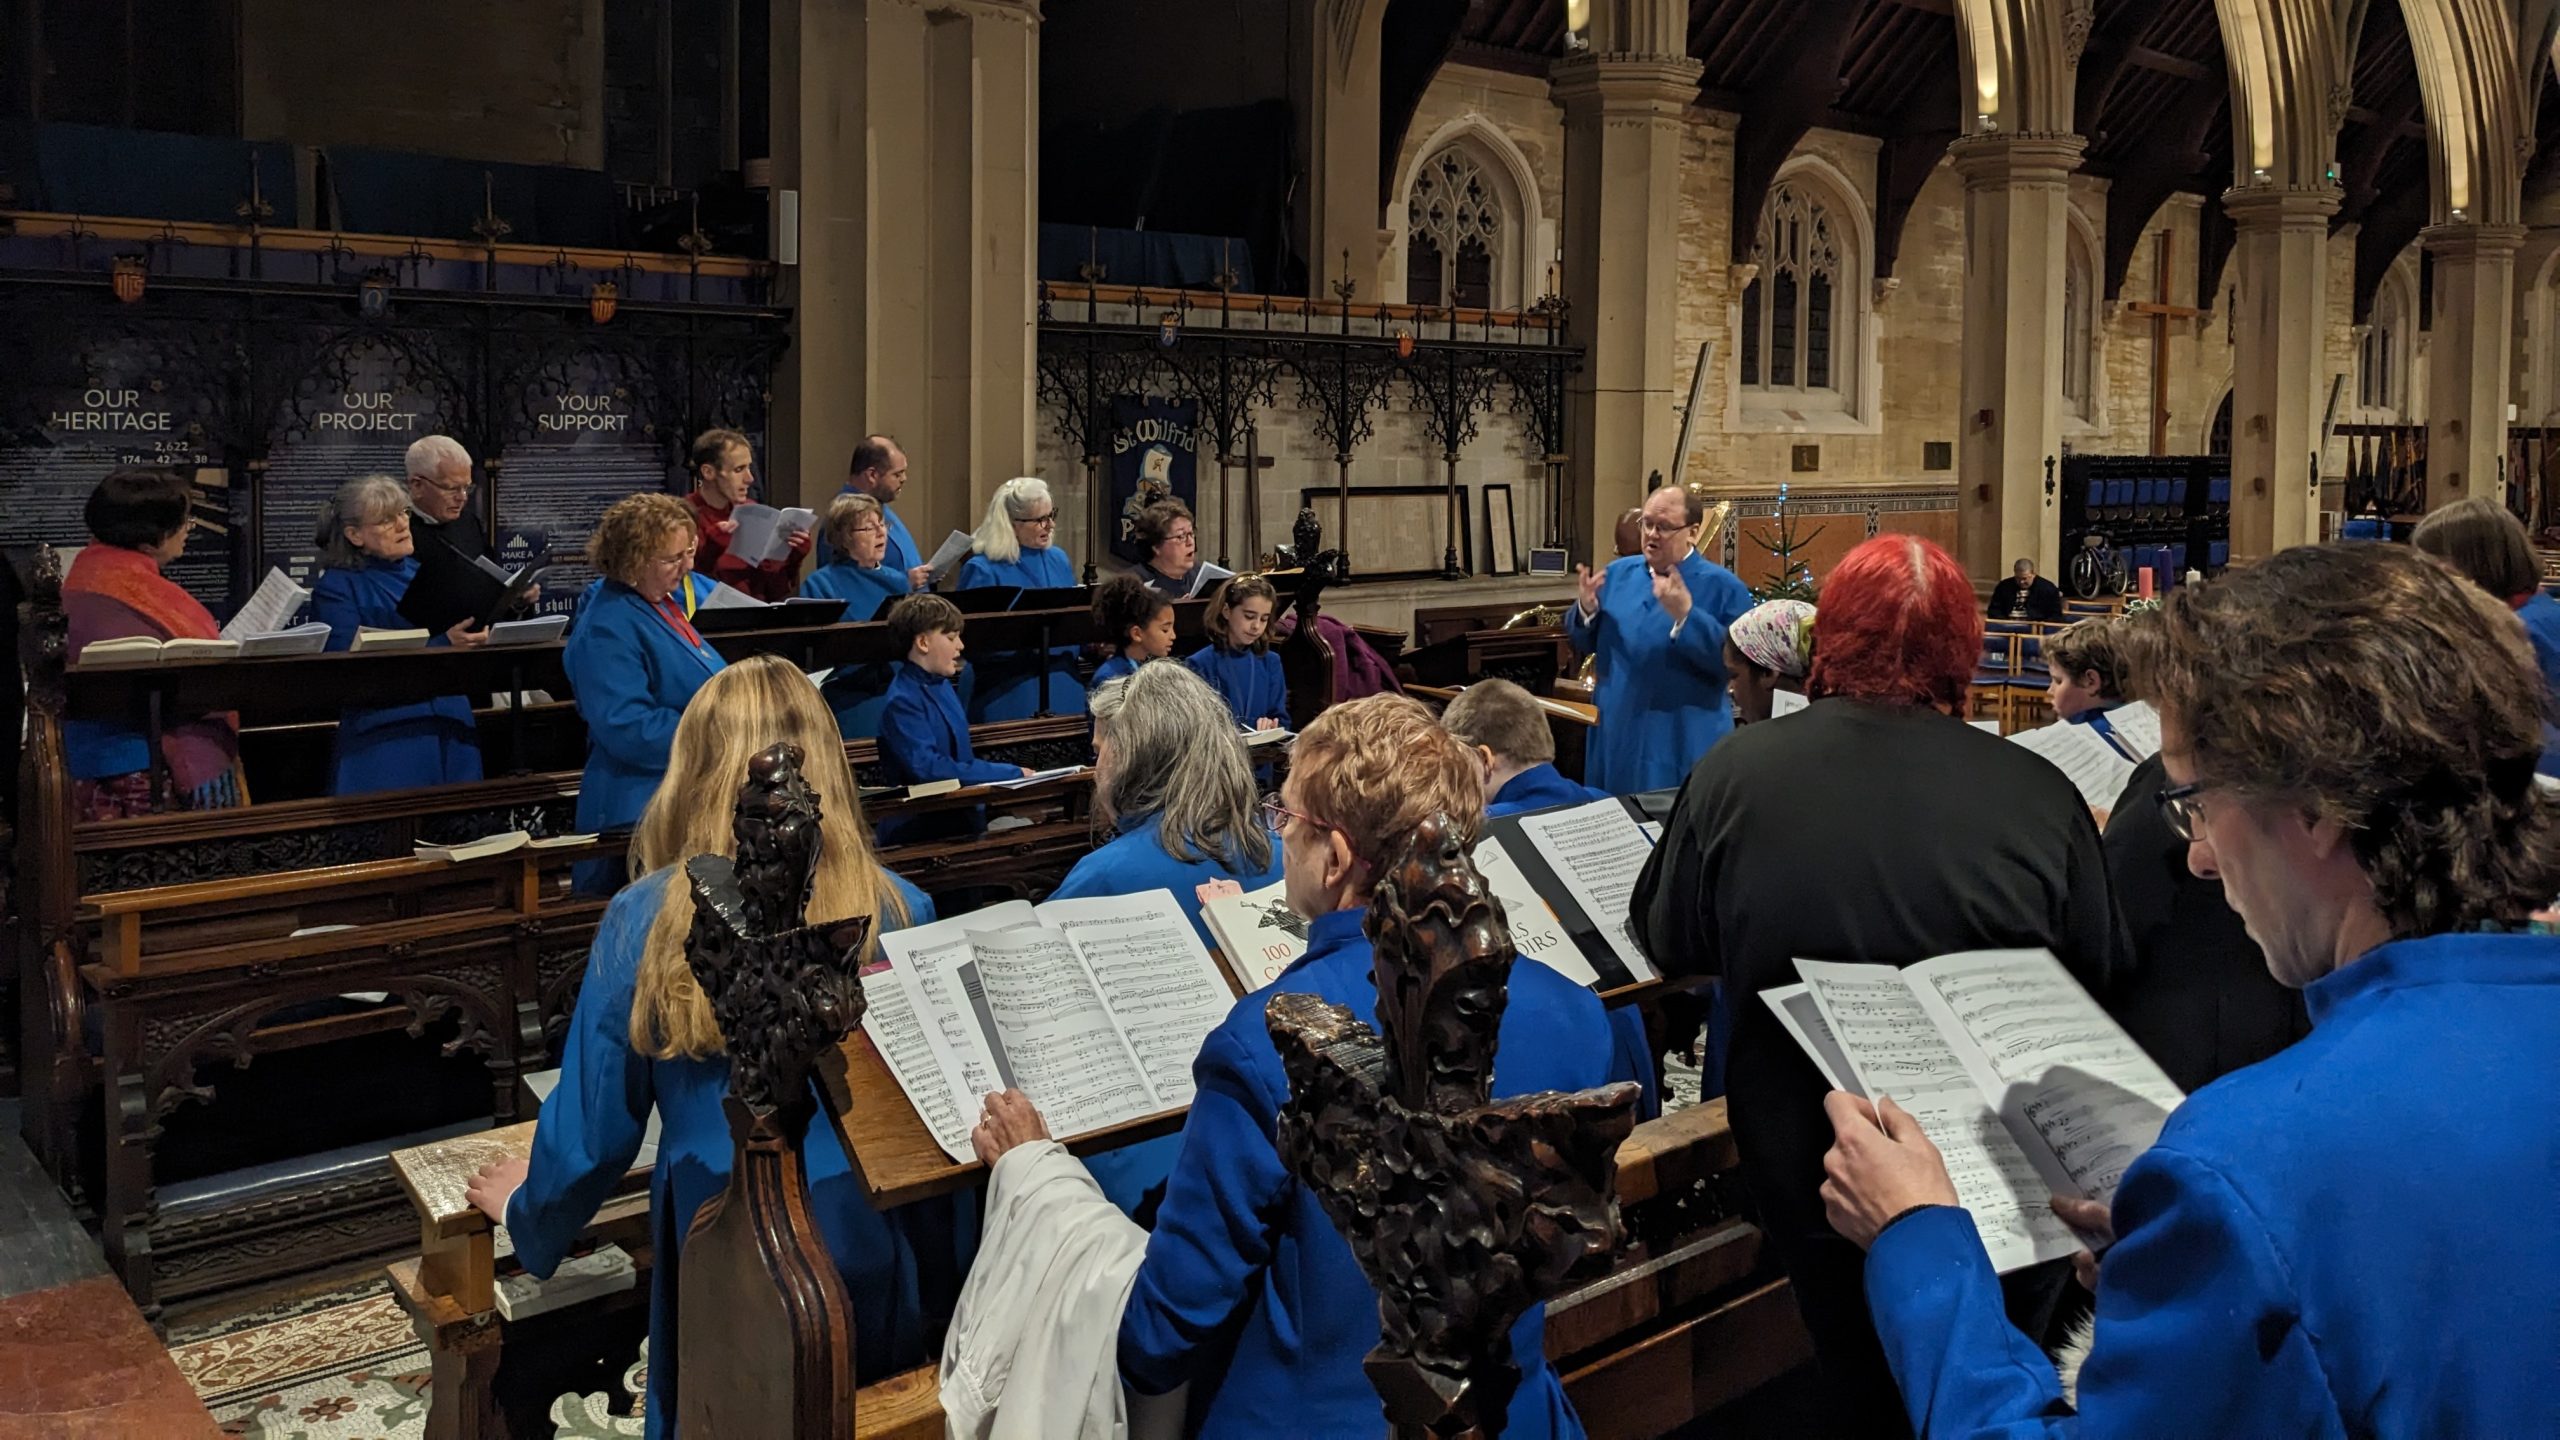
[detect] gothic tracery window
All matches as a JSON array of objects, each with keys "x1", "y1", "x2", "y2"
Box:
[
  {"x1": 2361, "y1": 281, "x2": 2406, "y2": 417},
  {"x1": 2063, "y1": 227, "x2": 2095, "y2": 419},
  {"x1": 1740, "y1": 179, "x2": 1857, "y2": 409},
  {"x1": 1407, "y1": 144, "x2": 1503, "y2": 311}
]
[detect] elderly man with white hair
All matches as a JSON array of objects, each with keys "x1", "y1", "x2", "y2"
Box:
[{"x1": 404, "y1": 435, "x2": 488, "y2": 561}]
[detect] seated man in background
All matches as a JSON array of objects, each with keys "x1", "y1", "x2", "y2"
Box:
[
  {"x1": 1824, "y1": 541, "x2": 2560, "y2": 1436},
  {"x1": 1986, "y1": 557, "x2": 2063, "y2": 622}
]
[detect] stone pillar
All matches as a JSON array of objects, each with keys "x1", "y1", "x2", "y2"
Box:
[
  {"x1": 768, "y1": 0, "x2": 1038, "y2": 541},
  {"x1": 1550, "y1": 52, "x2": 1699, "y2": 560},
  {"x1": 1297, "y1": 0, "x2": 1390, "y2": 301},
  {"x1": 2423, "y1": 222, "x2": 2526, "y2": 511},
  {"x1": 1950, "y1": 132, "x2": 2083, "y2": 585},
  {"x1": 2221, "y1": 186, "x2": 2339, "y2": 560}
]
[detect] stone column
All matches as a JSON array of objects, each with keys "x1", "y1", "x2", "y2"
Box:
[
  {"x1": 2221, "y1": 185, "x2": 2339, "y2": 560},
  {"x1": 1950, "y1": 131, "x2": 2083, "y2": 584},
  {"x1": 2423, "y1": 222, "x2": 2526, "y2": 511},
  {"x1": 768, "y1": 0, "x2": 1039, "y2": 541},
  {"x1": 1297, "y1": 0, "x2": 1390, "y2": 301},
  {"x1": 1549, "y1": 52, "x2": 1699, "y2": 560}
]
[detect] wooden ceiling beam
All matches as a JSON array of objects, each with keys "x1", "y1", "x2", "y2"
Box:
[
  {"x1": 2100, "y1": 49, "x2": 2229, "y2": 299},
  {"x1": 1725, "y1": 0, "x2": 1869, "y2": 263},
  {"x1": 2126, "y1": 45, "x2": 2211, "y2": 83}
]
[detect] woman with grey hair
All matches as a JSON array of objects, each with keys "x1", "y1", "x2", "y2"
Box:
[
  {"x1": 312, "y1": 473, "x2": 486, "y2": 793},
  {"x1": 1822, "y1": 541, "x2": 2560, "y2": 1436},
  {"x1": 1046, "y1": 660, "x2": 1281, "y2": 1217},
  {"x1": 957, "y1": 476, "x2": 1084, "y2": 720}
]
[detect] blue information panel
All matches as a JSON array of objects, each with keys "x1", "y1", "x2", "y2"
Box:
[{"x1": 496, "y1": 381, "x2": 675, "y2": 617}]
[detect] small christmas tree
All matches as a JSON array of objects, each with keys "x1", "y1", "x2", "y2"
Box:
[{"x1": 1747, "y1": 482, "x2": 1824, "y2": 601}]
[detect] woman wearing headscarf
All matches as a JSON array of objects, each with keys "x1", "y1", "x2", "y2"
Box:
[{"x1": 1724, "y1": 598, "x2": 1816, "y2": 724}]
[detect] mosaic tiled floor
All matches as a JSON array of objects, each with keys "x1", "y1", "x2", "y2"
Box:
[{"x1": 167, "y1": 1278, "x2": 644, "y2": 1438}]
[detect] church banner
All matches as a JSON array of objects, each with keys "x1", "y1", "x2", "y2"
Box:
[{"x1": 1107, "y1": 395, "x2": 1199, "y2": 566}]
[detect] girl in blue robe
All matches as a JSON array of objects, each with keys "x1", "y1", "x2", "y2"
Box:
[
  {"x1": 1184, "y1": 574, "x2": 1287, "y2": 731},
  {"x1": 311, "y1": 475, "x2": 483, "y2": 795},
  {"x1": 471, "y1": 657, "x2": 970, "y2": 1439},
  {"x1": 1564, "y1": 493, "x2": 1755, "y2": 794},
  {"x1": 563, "y1": 497, "x2": 729, "y2": 893},
  {"x1": 801, "y1": 492, "x2": 914, "y2": 737},
  {"x1": 954, "y1": 477, "x2": 1085, "y2": 720},
  {"x1": 1046, "y1": 661, "x2": 1285, "y2": 1216},
  {"x1": 1088, "y1": 573, "x2": 1175, "y2": 695}
]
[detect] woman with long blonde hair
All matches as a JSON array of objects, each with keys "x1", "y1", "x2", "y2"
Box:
[{"x1": 465, "y1": 656, "x2": 966, "y2": 1438}]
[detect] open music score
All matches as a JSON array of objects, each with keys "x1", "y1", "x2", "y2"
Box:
[{"x1": 1782, "y1": 949, "x2": 2187, "y2": 1273}]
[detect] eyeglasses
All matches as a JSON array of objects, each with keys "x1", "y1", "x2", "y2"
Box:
[
  {"x1": 2156, "y1": 780, "x2": 2205, "y2": 842},
  {"x1": 644, "y1": 547, "x2": 694, "y2": 571},
  {"x1": 412, "y1": 475, "x2": 472, "y2": 498},
  {"x1": 1639, "y1": 518, "x2": 1695, "y2": 536},
  {"x1": 1260, "y1": 794, "x2": 1332, "y2": 837},
  {"x1": 1016, "y1": 511, "x2": 1058, "y2": 526}
]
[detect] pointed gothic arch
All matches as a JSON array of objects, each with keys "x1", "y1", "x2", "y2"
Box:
[{"x1": 1389, "y1": 115, "x2": 1549, "y2": 312}]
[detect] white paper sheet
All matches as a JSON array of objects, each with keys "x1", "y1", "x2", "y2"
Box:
[
  {"x1": 1186, "y1": 562, "x2": 1236, "y2": 598},
  {"x1": 1760, "y1": 983, "x2": 1855, "y2": 1093},
  {"x1": 487, "y1": 615, "x2": 569, "y2": 647},
  {"x1": 925, "y1": 529, "x2": 976, "y2": 584},
  {"x1": 221, "y1": 566, "x2": 312, "y2": 641},
  {"x1": 858, "y1": 958, "x2": 977, "y2": 1160},
  {"x1": 2008, "y1": 720, "x2": 2138, "y2": 811},
  {"x1": 726, "y1": 503, "x2": 817, "y2": 565},
  {"x1": 1795, "y1": 958, "x2": 2082, "y2": 1273},
  {"x1": 236, "y1": 622, "x2": 330, "y2": 657},
  {"x1": 1471, "y1": 833, "x2": 1599, "y2": 987},
  {"x1": 2101, "y1": 701, "x2": 2161, "y2": 761},
  {"x1": 987, "y1": 765, "x2": 1084, "y2": 789},
  {"x1": 1037, "y1": 892, "x2": 1236, "y2": 1111},
  {"x1": 967, "y1": 925, "x2": 1155, "y2": 1137},
  {"x1": 1508, "y1": 800, "x2": 1659, "y2": 983},
  {"x1": 1770, "y1": 689, "x2": 1808, "y2": 717},
  {"x1": 696, "y1": 581, "x2": 765, "y2": 611}
]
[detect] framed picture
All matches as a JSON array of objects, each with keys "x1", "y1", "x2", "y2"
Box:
[
  {"x1": 1299, "y1": 486, "x2": 1471, "y2": 581},
  {"x1": 1482, "y1": 484, "x2": 1519, "y2": 576}
]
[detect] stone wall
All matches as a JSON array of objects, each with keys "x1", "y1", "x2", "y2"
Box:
[{"x1": 239, "y1": 0, "x2": 606, "y2": 169}]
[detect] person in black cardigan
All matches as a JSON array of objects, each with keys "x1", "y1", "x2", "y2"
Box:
[
  {"x1": 1987, "y1": 557, "x2": 2064, "y2": 621},
  {"x1": 1631, "y1": 534, "x2": 2129, "y2": 1439}
]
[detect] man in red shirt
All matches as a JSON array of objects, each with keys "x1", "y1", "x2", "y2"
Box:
[{"x1": 684, "y1": 427, "x2": 808, "y2": 601}]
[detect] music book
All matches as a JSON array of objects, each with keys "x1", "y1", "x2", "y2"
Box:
[
  {"x1": 1241, "y1": 727, "x2": 1294, "y2": 749},
  {"x1": 352, "y1": 627, "x2": 432, "y2": 653},
  {"x1": 859, "y1": 890, "x2": 1238, "y2": 1162},
  {"x1": 1185, "y1": 562, "x2": 1236, "y2": 599},
  {"x1": 986, "y1": 765, "x2": 1083, "y2": 789},
  {"x1": 75, "y1": 635, "x2": 242, "y2": 666},
  {"x1": 725, "y1": 503, "x2": 817, "y2": 566},
  {"x1": 2100, "y1": 701, "x2": 2161, "y2": 761},
  {"x1": 485, "y1": 614, "x2": 569, "y2": 647},
  {"x1": 237, "y1": 622, "x2": 331, "y2": 657},
  {"x1": 399, "y1": 540, "x2": 544, "y2": 633},
  {"x1": 1770, "y1": 948, "x2": 2185, "y2": 1274},
  {"x1": 925, "y1": 530, "x2": 977, "y2": 585},
  {"x1": 1770, "y1": 689, "x2": 1808, "y2": 718},
  {"x1": 2008, "y1": 719, "x2": 2137, "y2": 811},
  {"x1": 1475, "y1": 798, "x2": 1662, "y2": 992},
  {"x1": 1200, "y1": 878, "x2": 1308, "y2": 991}
]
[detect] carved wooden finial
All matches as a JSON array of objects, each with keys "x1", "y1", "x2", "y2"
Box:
[
  {"x1": 683, "y1": 742, "x2": 874, "y2": 1119},
  {"x1": 1268, "y1": 814, "x2": 1638, "y2": 1439}
]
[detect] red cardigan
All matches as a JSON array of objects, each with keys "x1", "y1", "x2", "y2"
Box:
[{"x1": 684, "y1": 490, "x2": 802, "y2": 602}]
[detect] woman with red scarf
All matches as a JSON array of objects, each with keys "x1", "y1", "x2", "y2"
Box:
[{"x1": 60, "y1": 467, "x2": 246, "y2": 817}]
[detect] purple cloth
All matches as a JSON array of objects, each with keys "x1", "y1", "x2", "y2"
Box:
[{"x1": 1274, "y1": 612, "x2": 1402, "y2": 707}]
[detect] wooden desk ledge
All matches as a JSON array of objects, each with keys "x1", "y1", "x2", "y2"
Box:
[{"x1": 82, "y1": 844, "x2": 587, "y2": 917}]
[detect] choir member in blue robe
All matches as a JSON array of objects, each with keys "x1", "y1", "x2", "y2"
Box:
[
  {"x1": 1822, "y1": 541, "x2": 2560, "y2": 1439},
  {"x1": 1047, "y1": 662, "x2": 1286, "y2": 1216},
  {"x1": 801, "y1": 492, "x2": 913, "y2": 737},
  {"x1": 563, "y1": 495, "x2": 729, "y2": 893},
  {"x1": 955, "y1": 477, "x2": 1085, "y2": 721},
  {"x1": 1564, "y1": 484, "x2": 1755, "y2": 794},
  {"x1": 311, "y1": 475, "x2": 485, "y2": 795},
  {"x1": 2045, "y1": 618, "x2": 2146, "y2": 762},
  {"x1": 812, "y1": 434, "x2": 931, "y2": 591},
  {"x1": 1088, "y1": 573, "x2": 1175, "y2": 696},
  {"x1": 466, "y1": 657, "x2": 970, "y2": 1439},
  {"x1": 972, "y1": 697, "x2": 1640, "y2": 1439},
  {"x1": 1184, "y1": 574, "x2": 1288, "y2": 732},
  {"x1": 876, "y1": 595, "x2": 1030, "y2": 846},
  {"x1": 1440, "y1": 677, "x2": 1657, "y2": 1117},
  {"x1": 2413, "y1": 496, "x2": 2560, "y2": 776}
]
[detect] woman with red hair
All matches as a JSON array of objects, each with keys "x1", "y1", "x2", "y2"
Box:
[{"x1": 1629, "y1": 533, "x2": 2127, "y2": 1438}]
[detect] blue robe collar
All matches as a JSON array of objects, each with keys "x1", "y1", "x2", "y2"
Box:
[
  {"x1": 897, "y1": 658, "x2": 956, "y2": 690},
  {"x1": 1274, "y1": 907, "x2": 1368, "y2": 987},
  {"x1": 2306, "y1": 930, "x2": 2560, "y2": 1026}
]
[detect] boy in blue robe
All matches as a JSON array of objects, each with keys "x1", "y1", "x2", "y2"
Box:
[
  {"x1": 1565, "y1": 485, "x2": 1755, "y2": 793},
  {"x1": 1183, "y1": 574, "x2": 1288, "y2": 733},
  {"x1": 311, "y1": 475, "x2": 484, "y2": 794},
  {"x1": 877, "y1": 594, "x2": 1033, "y2": 846}
]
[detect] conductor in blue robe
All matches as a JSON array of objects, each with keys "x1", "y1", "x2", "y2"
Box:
[
  {"x1": 1820, "y1": 542, "x2": 2560, "y2": 1439},
  {"x1": 802, "y1": 492, "x2": 914, "y2": 738},
  {"x1": 955, "y1": 477, "x2": 1085, "y2": 721},
  {"x1": 1564, "y1": 485, "x2": 1755, "y2": 794},
  {"x1": 311, "y1": 476, "x2": 484, "y2": 795},
  {"x1": 972, "y1": 697, "x2": 1639, "y2": 1438},
  {"x1": 465, "y1": 662, "x2": 969, "y2": 1439},
  {"x1": 563, "y1": 496, "x2": 728, "y2": 892}
]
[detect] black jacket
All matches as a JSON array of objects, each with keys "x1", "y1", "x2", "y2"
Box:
[{"x1": 1987, "y1": 575, "x2": 2063, "y2": 621}]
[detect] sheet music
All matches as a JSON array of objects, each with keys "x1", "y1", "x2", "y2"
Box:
[
  {"x1": 1186, "y1": 562, "x2": 1236, "y2": 599},
  {"x1": 726, "y1": 503, "x2": 817, "y2": 565},
  {"x1": 1471, "y1": 833, "x2": 1599, "y2": 987},
  {"x1": 2102, "y1": 701, "x2": 2162, "y2": 761},
  {"x1": 925, "y1": 529, "x2": 976, "y2": 583},
  {"x1": 697, "y1": 581, "x2": 766, "y2": 611},
  {"x1": 1759, "y1": 983, "x2": 1855, "y2": 1093},
  {"x1": 1907, "y1": 949, "x2": 2184, "y2": 1209},
  {"x1": 858, "y1": 959, "x2": 976, "y2": 1160},
  {"x1": 221, "y1": 566, "x2": 311, "y2": 640},
  {"x1": 1510, "y1": 800, "x2": 1659, "y2": 983},
  {"x1": 1037, "y1": 892, "x2": 1236, "y2": 1111},
  {"x1": 1795, "y1": 959, "x2": 2081, "y2": 1273},
  {"x1": 2008, "y1": 720, "x2": 2138, "y2": 811},
  {"x1": 1770, "y1": 689, "x2": 1808, "y2": 718},
  {"x1": 877, "y1": 906, "x2": 1027, "y2": 1112},
  {"x1": 968, "y1": 924, "x2": 1155, "y2": 1137}
]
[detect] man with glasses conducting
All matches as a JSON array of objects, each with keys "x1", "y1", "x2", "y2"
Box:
[{"x1": 1565, "y1": 482, "x2": 1756, "y2": 794}]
